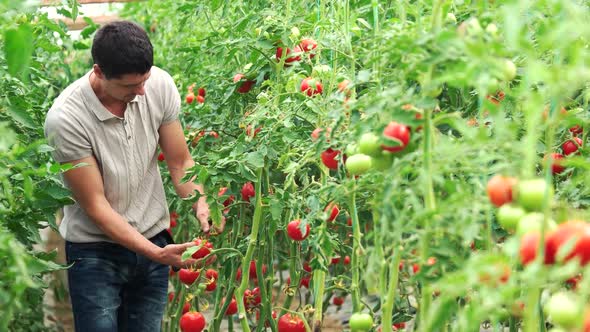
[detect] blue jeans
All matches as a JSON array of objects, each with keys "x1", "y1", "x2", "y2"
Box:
[{"x1": 65, "y1": 231, "x2": 171, "y2": 332}]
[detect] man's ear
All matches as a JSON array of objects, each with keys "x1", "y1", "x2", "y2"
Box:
[{"x1": 93, "y1": 64, "x2": 106, "y2": 80}]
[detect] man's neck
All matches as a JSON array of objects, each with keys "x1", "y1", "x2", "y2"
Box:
[{"x1": 89, "y1": 72, "x2": 127, "y2": 117}]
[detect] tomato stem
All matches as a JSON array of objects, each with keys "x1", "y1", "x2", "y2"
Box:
[
  {"x1": 349, "y1": 181, "x2": 363, "y2": 312},
  {"x1": 283, "y1": 241, "x2": 299, "y2": 314},
  {"x1": 312, "y1": 269, "x2": 326, "y2": 331},
  {"x1": 381, "y1": 247, "x2": 402, "y2": 332},
  {"x1": 171, "y1": 285, "x2": 186, "y2": 331},
  {"x1": 235, "y1": 167, "x2": 264, "y2": 332}
]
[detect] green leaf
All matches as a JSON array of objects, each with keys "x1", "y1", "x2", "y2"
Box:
[
  {"x1": 245, "y1": 151, "x2": 265, "y2": 168},
  {"x1": 23, "y1": 175, "x2": 33, "y2": 200},
  {"x1": 37, "y1": 145, "x2": 54, "y2": 153},
  {"x1": 73, "y1": 40, "x2": 90, "y2": 50},
  {"x1": 7, "y1": 106, "x2": 36, "y2": 129},
  {"x1": 56, "y1": 8, "x2": 72, "y2": 19},
  {"x1": 25, "y1": 256, "x2": 69, "y2": 274},
  {"x1": 69, "y1": 0, "x2": 79, "y2": 22},
  {"x1": 269, "y1": 196, "x2": 284, "y2": 221},
  {"x1": 0, "y1": 122, "x2": 17, "y2": 152},
  {"x1": 4, "y1": 24, "x2": 34, "y2": 79},
  {"x1": 80, "y1": 24, "x2": 97, "y2": 39}
]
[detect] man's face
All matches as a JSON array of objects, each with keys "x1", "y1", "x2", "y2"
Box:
[{"x1": 103, "y1": 71, "x2": 151, "y2": 103}]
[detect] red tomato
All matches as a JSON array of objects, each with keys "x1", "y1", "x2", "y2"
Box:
[
  {"x1": 197, "y1": 95, "x2": 205, "y2": 104},
  {"x1": 563, "y1": 137, "x2": 583, "y2": 156},
  {"x1": 300, "y1": 276, "x2": 311, "y2": 288},
  {"x1": 246, "y1": 125, "x2": 262, "y2": 137},
  {"x1": 276, "y1": 46, "x2": 301, "y2": 63},
  {"x1": 546, "y1": 153, "x2": 565, "y2": 174},
  {"x1": 186, "y1": 93, "x2": 195, "y2": 104},
  {"x1": 570, "y1": 125, "x2": 583, "y2": 135},
  {"x1": 256, "y1": 310, "x2": 278, "y2": 327},
  {"x1": 249, "y1": 260, "x2": 267, "y2": 279},
  {"x1": 321, "y1": 148, "x2": 340, "y2": 169},
  {"x1": 343, "y1": 255, "x2": 351, "y2": 265},
  {"x1": 311, "y1": 127, "x2": 331, "y2": 141},
  {"x1": 486, "y1": 175, "x2": 517, "y2": 207},
  {"x1": 182, "y1": 302, "x2": 190, "y2": 314},
  {"x1": 287, "y1": 219, "x2": 311, "y2": 241},
  {"x1": 223, "y1": 297, "x2": 238, "y2": 315},
  {"x1": 168, "y1": 292, "x2": 175, "y2": 302},
  {"x1": 331, "y1": 257, "x2": 341, "y2": 265},
  {"x1": 566, "y1": 274, "x2": 582, "y2": 289},
  {"x1": 278, "y1": 313, "x2": 306, "y2": 332},
  {"x1": 192, "y1": 239, "x2": 213, "y2": 259},
  {"x1": 303, "y1": 262, "x2": 312, "y2": 273},
  {"x1": 205, "y1": 280, "x2": 217, "y2": 291},
  {"x1": 178, "y1": 268, "x2": 200, "y2": 285},
  {"x1": 233, "y1": 73, "x2": 256, "y2": 93},
  {"x1": 520, "y1": 232, "x2": 540, "y2": 265},
  {"x1": 300, "y1": 77, "x2": 323, "y2": 97},
  {"x1": 333, "y1": 296, "x2": 345, "y2": 306},
  {"x1": 382, "y1": 122, "x2": 410, "y2": 152},
  {"x1": 241, "y1": 182, "x2": 255, "y2": 201},
  {"x1": 412, "y1": 263, "x2": 420, "y2": 274},
  {"x1": 243, "y1": 287, "x2": 262, "y2": 308},
  {"x1": 545, "y1": 221, "x2": 588, "y2": 264},
  {"x1": 158, "y1": 152, "x2": 165, "y2": 162},
  {"x1": 197, "y1": 87, "x2": 206, "y2": 98},
  {"x1": 325, "y1": 203, "x2": 340, "y2": 222},
  {"x1": 180, "y1": 311, "x2": 206, "y2": 332},
  {"x1": 299, "y1": 38, "x2": 317, "y2": 58},
  {"x1": 218, "y1": 187, "x2": 234, "y2": 208},
  {"x1": 205, "y1": 269, "x2": 218, "y2": 291},
  {"x1": 392, "y1": 322, "x2": 406, "y2": 330},
  {"x1": 170, "y1": 218, "x2": 177, "y2": 228},
  {"x1": 338, "y1": 79, "x2": 351, "y2": 96}
]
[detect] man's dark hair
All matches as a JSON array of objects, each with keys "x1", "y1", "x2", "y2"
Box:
[{"x1": 91, "y1": 21, "x2": 153, "y2": 79}]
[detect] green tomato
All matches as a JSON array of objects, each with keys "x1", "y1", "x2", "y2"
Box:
[
  {"x1": 358, "y1": 132, "x2": 381, "y2": 156},
  {"x1": 516, "y1": 212, "x2": 556, "y2": 236},
  {"x1": 544, "y1": 292, "x2": 582, "y2": 328},
  {"x1": 372, "y1": 151, "x2": 393, "y2": 171},
  {"x1": 502, "y1": 59, "x2": 517, "y2": 81},
  {"x1": 349, "y1": 313, "x2": 373, "y2": 332},
  {"x1": 445, "y1": 13, "x2": 457, "y2": 25},
  {"x1": 516, "y1": 178, "x2": 553, "y2": 211},
  {"x1": 345, "y1": 154, "x2": 372, "y2": 175},
  {"x1": 497, "y1": 204, "x2": 526, "y2": 232},
  {"x1": 345, "y1": 143, "x2": 359, "y2": 156}
]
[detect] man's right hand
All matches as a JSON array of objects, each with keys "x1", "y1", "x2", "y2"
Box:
[{"x1": 153, "y1": 242, "x2": 199, "y2": 268}]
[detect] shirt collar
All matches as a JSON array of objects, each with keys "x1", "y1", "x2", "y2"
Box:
[{"x1": 80, "y1": 70, "x2": 139, "y2": 122}]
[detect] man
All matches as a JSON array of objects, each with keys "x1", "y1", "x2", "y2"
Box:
[{"x1": 44, "y1": 21, "x2": 218, "y2": 331}]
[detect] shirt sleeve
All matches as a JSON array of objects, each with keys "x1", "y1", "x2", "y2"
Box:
[
  {"x1": 44, "y1": 109, "x2": 93, "y2": 163},
  {"x1": 159, "y1": 69, "x2": 181, "y2": 125}
]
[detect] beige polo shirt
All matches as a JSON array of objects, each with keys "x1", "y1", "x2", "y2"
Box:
[{"x1": 44, "y1": 66, "x2": 180, "y2": 243}]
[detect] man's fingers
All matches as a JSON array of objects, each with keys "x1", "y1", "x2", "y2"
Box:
[
  {"x1": 179, "y1": 242, "x2": 195, "y2": 252},
  {"x1": 180, "y1": 258, "x2": 198, "y2": 268},
  {"x1": 200, "y1": 217, "x2": 210, "y2": 233}
]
